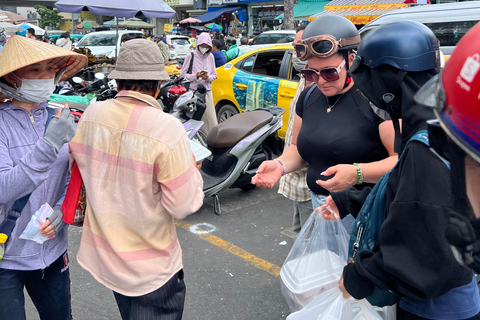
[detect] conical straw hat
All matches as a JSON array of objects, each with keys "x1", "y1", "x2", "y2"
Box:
[{"x1": 0, "y1": 35, "x2": 88, "y2": 81}]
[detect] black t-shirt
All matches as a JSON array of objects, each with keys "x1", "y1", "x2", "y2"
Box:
[{"x1": 296, "y1": 84, "x2": 389, "y2": 195}]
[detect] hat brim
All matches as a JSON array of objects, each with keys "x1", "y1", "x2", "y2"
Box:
[
  {"x1": 108, "y1": 69, "x2": 170, "y2": 81},
  {"x1": 0, "y1": 36, "x2": 88, "y2": 82}
]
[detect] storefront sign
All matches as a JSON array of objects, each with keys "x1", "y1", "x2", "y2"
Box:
[
  {"x1": 164, "y1": 24, "x2": 173, "y2": 32},
  {"x1": 223, "y1": 0, "x2": 239, "y2": 4},
  {"x1": 325, "y1": 4, "x2": 406, "y2": 11},
  {"x1": 164, "y1": 0, "x2": 180, "y2": 5},
  {"x1": 346, "y1": 15, "x2": 380, "y2": 24},
  {"x1": 209, "y1": 0, "x2": 223, "y2": 4}
]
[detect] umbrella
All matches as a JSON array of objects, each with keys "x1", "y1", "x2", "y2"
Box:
[
  {"x1": 180, "y1": 17, "x2": 201, "y2": 24},
  {"x1": 103, "y1": 18, "x2": 125, "y2": 27},
  {"x1": 0, "y1": 21, "x2": 19, "y2": 36},
  {"x1": 204, "y1": 23, "x2": 222, "y2": 32},
  {"x1": 55, "y1": 0, "x2": 175, "y2": 19},
  {"x1": 115, "y1": 18, "x2": 155, "y2": 29},
  {"x1": 77, "y1": 20, "x2": 99, "y2": 29},
  {"x1": 0, "y1": 10, "x2": 27, "y2": 24},
  {"x1": 18, "y1": 23, "x2": 45, "y2": 36}
]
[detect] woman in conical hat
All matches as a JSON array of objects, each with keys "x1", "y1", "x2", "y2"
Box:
[{"x1": 0, "y1": 35, "x2": 87, "y2": 320}]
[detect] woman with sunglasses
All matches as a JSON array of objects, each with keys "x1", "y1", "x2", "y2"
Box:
[
  {"x1": 252, "y1": 16, "x2": 396, "y2": 219},
  {"x1": 0, "y1": 36, "x2": 87, "y2": 320}
]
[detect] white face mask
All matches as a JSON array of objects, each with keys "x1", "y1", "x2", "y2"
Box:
[
  {"x1": 199, "y1": 47, "x2": 209, "y2": 54},
  {"x1": 15, "y1": 76, "x2": 56, "y2": 103},
  {"x1": 292, "y1": 55, "x2": 308, "y2": 73}
]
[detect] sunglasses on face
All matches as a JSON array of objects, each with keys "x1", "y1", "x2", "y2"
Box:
[
  {"x1": 295, "y1": 35, "x2": 360, "y2": 60},
  {"x1": 301, "y1": 60, "x2": 346, "y2": 82}
]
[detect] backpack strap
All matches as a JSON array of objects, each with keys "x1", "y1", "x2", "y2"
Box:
[
  {"x1": 302, "y1": 85, "x2": 316, "y2": 113},
  {"x1": 187, "y1": 52, "x2": 194, "y2": 74}
]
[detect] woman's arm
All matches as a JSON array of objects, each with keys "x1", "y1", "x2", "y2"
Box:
[{"x1": 251, "y1": 114, "x2": 307, "y2": 188}]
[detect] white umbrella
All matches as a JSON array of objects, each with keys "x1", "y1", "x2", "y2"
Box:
[{"x1": 0, "y1": 21, "x2": 19, "y2": 36}]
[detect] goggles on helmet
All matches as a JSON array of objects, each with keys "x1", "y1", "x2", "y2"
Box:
[
  {"x1": 301, "y1": 60, "x2": 345, "y2": 83},
  {"x1": 295, "y1": 34, "x2": 360, "y2": 61}
]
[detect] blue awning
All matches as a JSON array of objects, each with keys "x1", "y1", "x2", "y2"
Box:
[{"x1": 196, "y1": 6, "x2": 242, "y2": 23}]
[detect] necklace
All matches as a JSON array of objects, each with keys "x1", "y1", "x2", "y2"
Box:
[{"x1": 326, "y1": 93, "x2": 345, "y2": 113}]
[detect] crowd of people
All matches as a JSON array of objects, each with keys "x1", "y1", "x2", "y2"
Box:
[{"x1": 1, "y1": 13, "x2": 480, "y2": 320}]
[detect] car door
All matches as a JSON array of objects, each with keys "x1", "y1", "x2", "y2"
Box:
[
  {"x1": 276, "y1": 49, "x2": 299, "y2": 138},
  {"x1": 232, "y1": 49, "x2": 287, "y2": 112}
]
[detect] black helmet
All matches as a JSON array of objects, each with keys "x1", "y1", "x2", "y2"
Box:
[
  {"x1": 226, "y1": 37, "x2": 236, "y2": 46},
  {"x1": 356, "y1": 20, "x2": 440, "y2": 72},
  {"x1": 301, "y1": 15, "x2": 360, "y2": 52}
]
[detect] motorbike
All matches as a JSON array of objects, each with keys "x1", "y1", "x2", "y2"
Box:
[
  {"x1": 157, "y1": 76, "x2": 188, "y2": 114},
  {"x1": 170, "y1": 84, "x2": 284, "y2": 215}
]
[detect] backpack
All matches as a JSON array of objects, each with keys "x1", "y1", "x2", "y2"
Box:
[{"x1": 348, "y1": 130, "x2": 450, "y2": 307}]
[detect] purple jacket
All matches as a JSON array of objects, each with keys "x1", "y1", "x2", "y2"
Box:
[
  {"x1": 0, "y1": 101, "x2": 69, "y2": 271},
  {"x1": 180, "y1": 33, "x2": 217, "y2": 92}
]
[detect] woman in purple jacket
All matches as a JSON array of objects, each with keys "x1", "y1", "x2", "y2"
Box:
[
  {"x1": 0, "y1": 35, "x2": 86, "y2": 320},
  {"x1": 180, "y1": 32, "x2": 218, "y2": 134}
]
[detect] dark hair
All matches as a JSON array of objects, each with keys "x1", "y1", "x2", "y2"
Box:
[
  {"x1": 212, "y1": 39, "x2": 221, "y2": 49},
  {"x1": 296, "y1": 23, "x2": 308, "y2": 33},
  {"x1": 240, "y1": 36, "x2": 248, "y2": 45},
  {"x1": 27, "y1": 28, "x2": 35, "y2": 36},
  {"x1": 60, "y1": 32, "x2": 69, "y2": 39},
  {"x1": 115, "y1": 79, "x2": 159, "y2": 92}
]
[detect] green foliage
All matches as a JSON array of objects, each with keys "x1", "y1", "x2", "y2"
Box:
[{"x1": 33, "y1": 5, "x2": 64, "y2": 29}]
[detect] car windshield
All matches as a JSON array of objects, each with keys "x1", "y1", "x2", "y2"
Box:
[
  {"x1": 171, "y1": 38, "x2": 190, "y2": 45},
  {"x1": 77, "y1": 34, "x2": 116, "y2": 46},
  {"x1": 269, "y1": 34, "x2": 294, "y2": 43}
]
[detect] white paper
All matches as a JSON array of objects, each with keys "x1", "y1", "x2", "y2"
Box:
[
  {"x1": 190, "y1": 139, "x2": 211, "y2": 162},
  {"x1": 19, "y1": 203, "x2": 53, "y2": 244}
]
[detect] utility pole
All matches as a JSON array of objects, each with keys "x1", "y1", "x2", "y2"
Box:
[{"x1": 284, "y1": 0, "x2": 295, "y2": 30}]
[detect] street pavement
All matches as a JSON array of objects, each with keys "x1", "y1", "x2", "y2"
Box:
[{"x1": 26, "y1": 184, "x2": 300, "y2": 320}]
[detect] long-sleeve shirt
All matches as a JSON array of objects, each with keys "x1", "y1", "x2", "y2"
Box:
[
  {"x1": 0, "y1": 101, "x2": 70, "y2": 271},
  {"x1": 70, "y1": 90, "x2": 204, "y2": 296},
  {"x1": 179, "y1": 33, "x2": 216, "y2": 92}
]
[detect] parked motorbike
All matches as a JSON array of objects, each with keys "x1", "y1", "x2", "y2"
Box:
[
  {"x1": 158, "y1": 76, "x2": 188, "y2": 114},
  {"x1": 74, "y1": 73, "x2": 118, "y2": 101},
  {"x1": 171, "y1": 84, "x2": 284, "y2": 215}
]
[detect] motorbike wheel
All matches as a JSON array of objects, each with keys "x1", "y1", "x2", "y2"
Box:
[
  {"x1": 217, "y1": 104, "x2": 239, "y2": 123},
  {"x1": 192, "y1": 129, "x2": 208, "y2": 148}
]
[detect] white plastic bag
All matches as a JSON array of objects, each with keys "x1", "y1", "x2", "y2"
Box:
[
  {"x1": 352, "y1": 299, "x2": 383, "y2": 320},
  {"x1": 281, "y1": 212, "x2": 350, "y2": 311},
  {"x1": 286, "y1": 287, "x2": 353, "y2": 320}
]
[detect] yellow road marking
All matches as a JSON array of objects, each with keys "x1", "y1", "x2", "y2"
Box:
[{"x1": 175, "y1": 220, "x2": 281, "y2": 277}]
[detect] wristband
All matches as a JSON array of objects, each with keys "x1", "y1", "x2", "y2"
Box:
[
  {"x1": 276, "y1": 159, "x2": 287, "y2": 176},
  {"x1": 353, "y1": 163, "x2": 363, "y2": 185}
]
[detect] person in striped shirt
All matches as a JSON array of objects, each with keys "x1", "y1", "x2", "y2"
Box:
[{"x1": 70, "y1": 39, "x2": 204, "y2": 320}]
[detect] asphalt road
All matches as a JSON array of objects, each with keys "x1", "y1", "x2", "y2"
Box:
[{"x1": 26, "y1": 184, "x2": 299, "y2": 320}]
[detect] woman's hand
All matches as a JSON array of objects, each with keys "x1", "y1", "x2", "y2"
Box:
[
  {"x1": 338, "y1": 274, "x2": 351, "y2": 299},
  {"x1": 315, "y1": 196, "x2": 339, "y2": 221},
  {"x1": 316, "y1": 164, "x2": 358, "y2": 192},
  {"x1": 251, "y1": 160, "x2": 284, "y2": 188},
  {"x1": 39, "y1": 220, "x2": 55, "y2": 238}
]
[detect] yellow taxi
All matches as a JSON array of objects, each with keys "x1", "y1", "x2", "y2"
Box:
[{"x1": 212, "y1": 44, "x2": 300, "y2": 139}]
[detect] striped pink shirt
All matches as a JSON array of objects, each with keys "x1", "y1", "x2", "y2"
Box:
[{"x1": 70, "y1": 90, "x2": 204, "y2": 296}]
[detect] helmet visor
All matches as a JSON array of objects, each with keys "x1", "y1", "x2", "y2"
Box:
[{"x1": 414, "y1": 74, "x2": 443, "y2": 110}]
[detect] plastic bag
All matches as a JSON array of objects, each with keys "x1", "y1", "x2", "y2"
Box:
[
  {"x1": 19, "y1": 203, "x2": 53, "y2": 244},
  {"x1": 281, "y1": 212, "x2": 350, "y2": 312},
  {"x1": 352, "y1": 299, "x2": 383, "y2": 320},
  {"x1": 286, "y1": 287, "x2": 353, "y2": 320}
]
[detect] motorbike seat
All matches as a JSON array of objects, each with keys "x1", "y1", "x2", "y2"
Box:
[{"x1": 207, "y1": 110, "x2": 273, "y2": 149}]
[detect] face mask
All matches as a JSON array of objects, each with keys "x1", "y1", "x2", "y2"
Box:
[
  {"x1": 199, "y1": 47, "x2": 209, "y2": 54},
  {"x1": 292, "y1": 55, "x2": 308, "y2": 73},
  {"x1": 14, "y1": 75, "x2": 56, "y2": 103}
]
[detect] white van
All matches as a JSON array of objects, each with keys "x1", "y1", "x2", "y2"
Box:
[
  {"x1": 75, "y1": 30, "x2": 144, "y2": 58},
  {"x1": 359, "y1": 1, "x2": 480, "y2": 56}
]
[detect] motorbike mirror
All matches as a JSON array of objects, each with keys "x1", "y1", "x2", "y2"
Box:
[
  {"x1": 95, "y1": 73, "x2": 105, "y2": 80},
  {"x1": 72, "y1": 77, "x2": 83, "y2": 83},
  {"x1": 197, "y1": 83, "x2": 207, "y2": 95}
]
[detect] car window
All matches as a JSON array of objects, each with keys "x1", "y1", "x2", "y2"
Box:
[
  {"x1": 252, "y1": 52, "x2": 284, "y2": 77},
  {"x1": 423, "y1": 21, "x2": 478, "y2": 47},
  {"x1": 239, "y1": 55, "x2": 256, "y2": 73},
  {"x1": 171, "y1": 38, "x2": 190, "y2": 45},
  {"x1": 78, "y1": 34, "x2": 116, "y2": 46},
  {"x1": 250, "y1": 34, "x2": 270, "y2": 45},
  {"x1": 269, "y1": 34, "x2": 292, "y2": 44}
]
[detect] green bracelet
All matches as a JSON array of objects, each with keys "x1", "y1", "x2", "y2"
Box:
[{"x1": 353, "y1": 163, "x2": 363, "y2": 185}]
